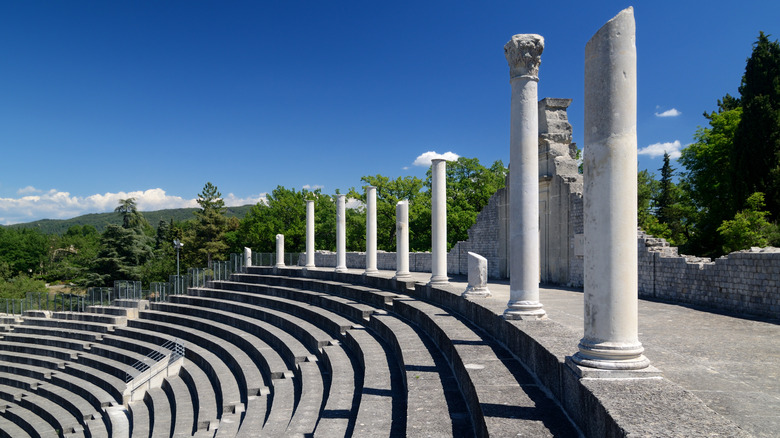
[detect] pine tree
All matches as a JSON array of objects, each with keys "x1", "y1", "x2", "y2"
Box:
[{"x1": 732, "y1": 32, "x2": 780, "y2": 218}]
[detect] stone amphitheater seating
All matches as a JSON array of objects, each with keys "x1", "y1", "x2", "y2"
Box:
[{"x1": 0, "y1": 266, "x2": 579, "y2": 437}]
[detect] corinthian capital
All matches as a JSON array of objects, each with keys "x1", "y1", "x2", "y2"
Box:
[{"x1": 504, "y1": 34, "x2": 544, "y2": 79}]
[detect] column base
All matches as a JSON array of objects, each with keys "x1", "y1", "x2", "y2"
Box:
[
  {"x1": 503, "y1": 300, "x2": 546, "y2": 320},
  {"x1": 363, "y1": 269, "x2": 379, "y2": 276},
  {"x1": 570, "y1": 339, "x2": 651, "y2": 370},
  {"x1": 428, "y1": 275, "x2": 449, "y2": 285},
  {"x1": 334, "y1": 266, "x2": 348, "y2": 273},
  {"x1": 304, "y1": 264, "x2": 316, "y2": 269},
  {"x1": 393, "y1": 272, "x2": 412, "y2": 281},
  {"x1": 462, "y1": 286, "x2": 492, "y2": 298},
  {"x1": 275, "y1": 264, "x2": 286, "y2": 268}
]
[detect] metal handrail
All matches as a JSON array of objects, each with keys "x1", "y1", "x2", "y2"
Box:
[{"x1": 125, "y1": 338, "x2": 185, "y2": 384}]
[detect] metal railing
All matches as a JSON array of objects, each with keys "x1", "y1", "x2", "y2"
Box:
[
  {"x1": 125, "y1": 338, "x2": 185, "y2": 400},
  {"x1": 251, "y1": 252, "x2": 303, "y2": 267}
]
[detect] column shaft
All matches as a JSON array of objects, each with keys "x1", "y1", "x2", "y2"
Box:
[
  {"x1": 430, "y1": 159, "x2": 448, "y2": 284},
  {"x1": 335, "y1": 194, "x2": 347, "y2": 273},
  {"x1": 305, "y1": 200, "x2": 315, "y2": 267},
  {"x1": 394, "y1": 200, "x2": 411, "y2": 279},
  {"x1": 365, "y1": 186, "x2": 378, "y2": 274},
  {"x1": 275, "y1": 234, "x2": 285, "y2": 268},
  {"x1": 504, "y1": 34, "x2": 546, "y2": 319},
  {"x1": 572, "y1": 7, "x2": 649, "y2": 370}
]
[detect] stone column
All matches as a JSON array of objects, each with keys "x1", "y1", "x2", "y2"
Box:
[
  {"x1": 394, "y1": 200, "x2": 411, "y2": 280},
  {"x1": 504, "y1": 34, "x2": 546, "y2": 320},
  {"x1": 463, "y1": 252, "x2": 491, "y2": 297},
  {"x1": 244, "y1": 247, "x2": 252, "y2": 268},
  {"x1": 364, "y1": 186, "x2": 378, "y2": 275},
  {"x1": 275, "y1": 234, "x2": 285, "y2": 268},
  {"x1": 429, "y1": 159, "x2": 448, "y2": 284},
  {"x1": 305, "y1": 200, "x2": 315, "y2": 268},
  {"x1": 571, "y1": 7, "x2": 649, "y2": 371},
  {"x1": 335, "y1": 194, "x2": 348, "y2": 273}
]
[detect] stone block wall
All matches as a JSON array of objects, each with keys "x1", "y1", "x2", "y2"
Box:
[{"x1": 637, "y1": 231, "x2": 780, "y2": 319}]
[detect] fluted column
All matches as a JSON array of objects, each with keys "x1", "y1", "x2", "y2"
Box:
[
  {"x1": 504, "y1": 34, "x2": 546, "y2": 320},
  {"x1": 305, "y1": 200, "x2": 315, "y2": 268},
  {"x1": 335, "y1": 194, "x2": 348, "y2": 273},
  {"x1": 571, "y1": 7, "x2": 649, "y2": 370},
  {"x1": 394, "y1": 200, "x2": 411, "y2": 280},
  {"x1": 364, "y1": 186, "x2": 378, "y2": 275},
  {"x1": 429, "y1": 159, "x2": 448, "y2": 284},
  {"x1": 275, "y1": 234, "x2": 285, "y2": 268}
]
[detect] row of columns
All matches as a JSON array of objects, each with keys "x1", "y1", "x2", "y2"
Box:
[
  {"x1": 303, "y1": 159, "x2": 449, "y2": 286},
  {"x1": 504, "y1": 7, "x2": 649, "y2": 372},
  {"x1": 276, "y1": 7, "x2": 646, "y2": 374}
]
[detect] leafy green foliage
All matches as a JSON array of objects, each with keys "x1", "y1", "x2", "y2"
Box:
[
  {"x1": 718, "y1": 192, "x2": 780, "y2": 253},
  {"x1": 0, "y1": 274, "x2": 47, "y2": 299}
]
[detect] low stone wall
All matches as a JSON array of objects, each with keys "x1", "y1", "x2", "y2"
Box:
[{"x1": 638, "y1": 231, "x2": 780, "y2": 319}]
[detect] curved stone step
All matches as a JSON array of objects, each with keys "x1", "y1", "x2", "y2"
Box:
[
  {"x1": 0, "y1": 414, "x2": 31, "y2": 438},
  {"x1": 369, "y1": 311, "x2": 472, "y2": 436},
  {"x1": 145, "y1": 386, "x2": 172, "y2": 438},
  {"x1": 392, "y1": 298, "x2": 579, "y2": 437},
  {"x1": 0, "y1": 382, "x2": 84, "y2": 435},
  {"x1": 179, "y1": 363, "x2": 219, "y2": 433},
  {"x1": 161, "y1": 375, "x2": 196, "y2": 437},
  {"x1": 128, "y1": 399, "x2": 150, "y2": 438},
  {"x1": 0, "y1": 403, "x2": 57, "y2": 437},
  {"x1": 9, "y1": 324, "x2": 104, "y2": 342},
  {"x1": 19, "y1": 316, "x2": 116, "y2": 334}
]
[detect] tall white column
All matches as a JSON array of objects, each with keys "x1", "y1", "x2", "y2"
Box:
[
  {"x1": 364, "y1": 186, "x2": 378, "y2": 275},
  {"x1": 571, "y1": 7, "x2": 649, "y2": 370},
  {"x1": 275, "y1": 234, "x2": 285, "y2": 268},
  {"x1": 429, "y1": 159, "x2": 448, "y2": 284},
  {"x1": 394, "y1": 200, "x2": 411, "y2": 280},
  {"x1": 305, "y1": 200, "x2": 315, "y2": 268},
  {"x1": 504, "y1": 34, "x2": 546, "y2": 320},
  {"x1": 335, "y1": 194, "x2": 348, "y2": 273}
]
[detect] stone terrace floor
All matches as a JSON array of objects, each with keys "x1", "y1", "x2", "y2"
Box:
[{"x1": 333, "y1": 268, "x2": 779, "y2": 438}]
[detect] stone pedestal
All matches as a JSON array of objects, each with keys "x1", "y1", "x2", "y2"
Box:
[
  {"x1": 430, "y1": 159, "x2": 448, "y2": 284},
  {"x1": 244, "y1": 247, "x2": 252, "y2": 268},
  {"x1": 364, "y1": 186, "x2": 378, "y2": 275},
  {"x1": 275, "y1": 234, "x2": 285, "y2": 268},
  {"x1": 394, "y1": 200, "x2": 412, "y2": 280},
  {"x1": 504, "y1": 34, "x2": 546, "y2": 320},
  {"x1": 305, "y1": 200, "x2": 315, "y2": 268},
  {"x1": 571, "y1": 7, "x2": 650, "y2": 371},
  {"x1": 335, "y1": 194, "x2": 348, "y2": 273},
  {"x1": 463, "y1": 252, "x2": 491, "y2": 297}
]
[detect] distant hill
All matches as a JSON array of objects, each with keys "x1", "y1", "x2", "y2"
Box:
[{"x1": 4, "y1": 205, "x2": 255, "y2": 235}]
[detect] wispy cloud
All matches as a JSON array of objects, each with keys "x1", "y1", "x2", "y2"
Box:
[
  {"x1": 411, "y1": 151, "x2": 460, "y2": 167},
  {"x1": 637, "y1": 140, "x2": 683, "y2": 159},
  {"x1": 655, "y1": 108, "x2": 681, "y2": 118},
  {"x1": 17, "y1": 186, "x2": 41, "y2": 195},
  {"x1": 0, "y1": 188, "x2": 265, "y2": 225},
  {"x1": 302, "y1": 184, "x2": 324, "y2": 190}
]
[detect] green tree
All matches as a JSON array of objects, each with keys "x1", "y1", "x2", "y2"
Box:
[
  {"x1": 732, "y1": 32, "x2": 780, "y2": 217},
  {"x1": 0, "y1": 227, "x2": 48, "y2": 278},
  {"x1": 424, "y1": 157, "x2": 508, "y2": 250},
  {"x1": 679, "y1": 107, "x2": 743, "y2": 255},
  {"x1": 86, "y1": 224, "x2": 154, "y2": 286},
  {"x1": 718, "y1": 192, "x2": 780, "y2": 253},
  {"x1": 186, "y1": 182, "x2": 229, "y2": 267},
  {"x1": 114, "y1": 198, "x2": 147, "y2": 229}
]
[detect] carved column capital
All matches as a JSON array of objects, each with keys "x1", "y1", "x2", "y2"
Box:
[{"x1": 505, "y1": 34, "x2": 544, "y2": 79}]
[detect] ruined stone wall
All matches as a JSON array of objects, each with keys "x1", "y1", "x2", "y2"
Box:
[{"x1": 637, "y1": 231, "x2": 780, "y2": 318}]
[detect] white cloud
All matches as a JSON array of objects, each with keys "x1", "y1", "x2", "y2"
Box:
[
  {"x1": 411, "y1": 151, "x2": 460, "y2": 167},
  {"x1": 0, "y1": 187, "x2": 267, "y2": 225},
  {"x1": 17, "y1": 186, "x2": 41, "y2": 195},
  {"x1": 302, "y1": 184, "x2": 324, "y2": 190},
  {"x1": 655, "y1": 108, "x2": 681, "y2": 117},
  {"x1": 637, "y1": 140, "x2": 683, "y2": 159}
]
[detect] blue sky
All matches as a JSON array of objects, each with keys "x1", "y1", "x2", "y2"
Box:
[{"x1": 1, "y1": 1, "x2": 778, "y2": 224}]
